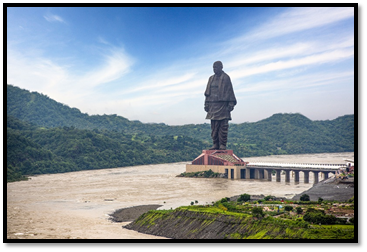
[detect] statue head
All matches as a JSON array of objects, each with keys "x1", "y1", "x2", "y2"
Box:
[{"x1": 213, "y1": 61, "x2": 223, "y2": 75}]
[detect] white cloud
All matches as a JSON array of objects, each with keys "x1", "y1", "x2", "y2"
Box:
[
  {"x1": 229, "y1": 47, "x2": 354, "y2": 81},
  {"x1": 235, "y1": 7, "x2": 354, "y2": 43},
  {"x1": 235, "y1": 71, "x2": 354, "y2": 95},
  {"x1": 7, "y1": 49, "x2": 69, "y2": 92},
  {"x1": 77, "y1": 48, "x2": 134, "y2": 88},
  {"x1": 7, "y1": 46, "x2": 134, "y2": 108},
  {"x1": 43, "y1": 14, "x2": 66, "y2": 23},
  {"x1": 120, "y1": 72, "x2": 198, "y2": 95}
]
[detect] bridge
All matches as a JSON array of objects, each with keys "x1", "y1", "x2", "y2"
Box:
[
  {"x1": 245, "y1": 162, "x2": 346, "y2": 184},
  {"x1": 186, "y1": 150, "x2": 347, "y2": 183}
]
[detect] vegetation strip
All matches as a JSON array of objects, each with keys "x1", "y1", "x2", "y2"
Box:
[{"x1": 124, "y1": 194, "x2": 354, "y2": 240}]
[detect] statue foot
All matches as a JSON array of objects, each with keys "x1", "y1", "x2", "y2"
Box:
[
  {"x1": 209, "y1": 145, "x2": 219, "y2": 150},
  {"x1": 219, "y1": 145, "x2": 226, "y2": 150}
]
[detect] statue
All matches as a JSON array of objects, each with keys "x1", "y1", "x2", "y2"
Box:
[{"x1": 204, "y1": 61, "x2": 236, "y2": 150}]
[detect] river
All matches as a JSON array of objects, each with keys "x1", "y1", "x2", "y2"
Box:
[{"x1": 6, "y1": 152, "x2": 354, "y2": 239}]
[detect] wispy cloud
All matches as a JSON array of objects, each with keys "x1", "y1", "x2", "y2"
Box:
[
  {"x1": 230, "y1": 7, "x2": 354, "y2": 46},
  {"x1": 43, "y1": 14, "x2": 66, "y2": 23},
  {"x1": 228, "y1": 47, "x2": 354, "y2": 81},
  {"x1": 77, "y1": 48, "x2": 134, "y2": 88},
  {"x1": 235, "y1": 71, "x2": 354, "y2": 95},
  {"x1": 7, "y1": 46, "x2": 134, "y2": 107}
]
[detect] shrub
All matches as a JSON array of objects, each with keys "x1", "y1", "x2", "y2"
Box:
[
  {"x1": 264, "y1": 195, "x2": 275, "y2": 201},
  {"x1": 220, "y1": 197, "x2": 229, "y2": 203},
  {"x1": 222, "y1": 202, "x2": 237, "y2": 211},
  {"x1": 284, "y1": 206, "x2": 293, "y2": 212},
  {"x1": 237, "y1": 193, "x2": 251, "y2": 202},
  {"x1": 296, "y1": 207, "x2": 303, "y2": 214},
  {"x1": 349, "y1": 217, "x2": 354, "y2": 224},
  {"x1": 300, "y1": 194, "x2": 310, "y2": 201},
  {"x1": 218, "y1": 203, "x2": 227, "y2": 212},
  {"x1": 203, "y1": 169, "x2": 214, "y2": 177},
  {"x1": 306, "y1": 208, "x2": 325, "y2": 214},
  {"x1": 318, "y1": 197, "x2": 324, "y2": 204},
  {"x1": 303, "y1": 212, "x2": 337, "y2": 224},
  {"x1": 252, "y1": 207, "x2": 264, "y2": 218}
]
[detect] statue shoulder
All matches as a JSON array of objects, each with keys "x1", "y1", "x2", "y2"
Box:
[{"x1": 222, "y1": 72, "x2": 231, "y2": 82}]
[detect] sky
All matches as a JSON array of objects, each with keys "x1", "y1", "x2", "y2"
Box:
[{"x1": 6, "y1": 6, "x2": 356, "y2": 125}]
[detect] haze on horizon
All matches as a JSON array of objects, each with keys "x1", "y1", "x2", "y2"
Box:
[{"x1": 7, "y1": 7, "x2": 355, "y2": 125}]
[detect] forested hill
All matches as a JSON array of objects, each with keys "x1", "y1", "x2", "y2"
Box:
[
  {"x1": 7, "y1": 115, "x2": 207, "y2": 182},
  {"x1": 7, "y1": 84, "x2": 150, "y2": 133},
  {"x1": 7, "y1": 84, "x2": 354, "y2": 181}
]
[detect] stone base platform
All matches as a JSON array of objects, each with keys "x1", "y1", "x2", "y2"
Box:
[{"x1": 186, "y1": 150, "x2": 248, "y2": 179}]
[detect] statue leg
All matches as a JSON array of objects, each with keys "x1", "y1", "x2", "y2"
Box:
[
  {"x1": 210, "y1": 120, "x2": 220, "y2": 150},
  {"x1": 218, "y1": 120, "x2": 228, "y2": 150}
]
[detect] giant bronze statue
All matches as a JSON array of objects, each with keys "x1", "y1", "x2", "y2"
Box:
[{"x1": 204, "y1": 61, "x2": 236, "y2": 150}]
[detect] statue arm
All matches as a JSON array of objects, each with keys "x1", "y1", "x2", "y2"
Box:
[
  {"x1": 204, "y1": 101, "x2": 209, "y2": 112},
  {"x1": 228, "y1": 102, "x2": 235, "y2": 111}
]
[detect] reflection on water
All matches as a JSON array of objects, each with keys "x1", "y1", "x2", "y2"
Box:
[{"x1": 7, "y1": 152, "x2": 353, "y2": 239}]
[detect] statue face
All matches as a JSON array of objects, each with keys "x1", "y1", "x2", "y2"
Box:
[{"x1": 213, "y1": 63, "x2": 223, "y2": 75}]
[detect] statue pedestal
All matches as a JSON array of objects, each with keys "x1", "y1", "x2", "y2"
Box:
[{"x1": 186, "y1": 150, "x2": 247, "y2": 179}]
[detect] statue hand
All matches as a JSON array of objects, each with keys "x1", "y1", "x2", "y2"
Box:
[{"x1": 204, "y1": 105, "x2": 209, "y2": 112}]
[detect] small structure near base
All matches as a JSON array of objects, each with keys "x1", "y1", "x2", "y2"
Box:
[{"x1": 186, "y1": 150, "x2": 248, "y2": 179}]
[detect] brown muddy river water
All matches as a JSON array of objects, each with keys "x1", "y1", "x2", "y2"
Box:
[{"x1": 7, "y1": 152, "x2": 354, "y2": 240}]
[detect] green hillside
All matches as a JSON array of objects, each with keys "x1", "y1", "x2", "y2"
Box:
[
  {"x1": 7, "y1": 115, "x2": 206, "y2": 182},
  {"x1": 6, "y1": 84, "x2": 354, "y2": 182}
]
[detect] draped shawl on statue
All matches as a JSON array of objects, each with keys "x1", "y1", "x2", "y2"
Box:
[{"x1": 204, "y1": 72, "x2": 237, "y2": 104}]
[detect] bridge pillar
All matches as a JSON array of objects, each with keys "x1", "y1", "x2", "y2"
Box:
[
  {"x1": 323, "y1": 172, "x2": 329, "y2": 180},
  {"x1": 313, "y1": 171, "x2": 319, "y2": 184},
  {"x1": 285, "y1": 170, "x2": 290, "y2": 183},
  {"x1": 276, "y1": 170, "x2": 281, "y2": 182},
  {"x1": 254, "y1": 169, "x2": 259, "y2": 179},
  {"x1": 246, "y1": 168, "x2": 251, "y2": 179},
  {"x1": 259, "y1": 169, "x2": 265, "y2": 179},
  {"x1": 304, "y1": 171, "x2": 310, "y2": 183},
  {"x1": 265, "y1": 169, "x2": 272, "y2": 181},
  {"x1": 294, "y1": 171, "x2": 300, "y2": 183}
]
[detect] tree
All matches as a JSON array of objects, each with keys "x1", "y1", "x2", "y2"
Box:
[
  {"x1": 252, "y1": 207, "x2": 264, "y2": 218},
  {"x1": 237, "y1": 193, "x2": 251, "y2": 202},
  {"x1": 284, "y1": 206, "x2": 293, "y2": 212},
  {"x1": 318, "y1": 197, "x2": 323, "y2": 204},
  {"x1": 296, "y1": 207, "x2": 303, "y2": 214},
  {"x1": 300, "y1": 194, "x2": 310, "y2": 201},
  {"x1": 264, "y1": 195, "x2": 275, "y2": 201}
]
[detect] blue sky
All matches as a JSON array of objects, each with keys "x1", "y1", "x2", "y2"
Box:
[{"x1": 7, "y1": 6, "x2": 355, "y2": 125}]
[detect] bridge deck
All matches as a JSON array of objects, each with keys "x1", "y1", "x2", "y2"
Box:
[{"x1": 247, "y1": 162, "x2": 345, "y2": 171}]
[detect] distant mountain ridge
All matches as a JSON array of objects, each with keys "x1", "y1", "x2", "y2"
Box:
[{"x1": 7, "y1": 84, "x2": 354, "y2": 164}]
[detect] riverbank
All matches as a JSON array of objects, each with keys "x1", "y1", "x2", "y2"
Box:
[
  {"x1": 109, "y1": 205, "x2": 163, "y2": 222},
  {"x1": 123, "y1": 204, "x2": 354, "y2": 239},
  {"x1": 292, "y1": 177, "x2": 354, "y2": 202},
  {"x1": 111, "y1": 176, "x2": 354, "y2": 226}
]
